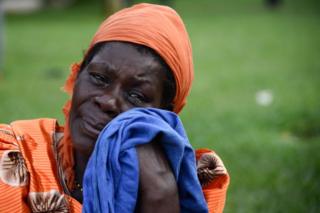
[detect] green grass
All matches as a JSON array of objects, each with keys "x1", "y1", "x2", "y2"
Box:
[{"x1": 1, "y1": 0, "x2": 319, "y2": 212}]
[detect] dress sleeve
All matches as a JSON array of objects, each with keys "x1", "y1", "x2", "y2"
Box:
[
  {"x1": 196, "y1": 148, "x2": 230, "y2": 213},
  {"x1": 0, "y1": 124, "x2": 30, "y2": 213}
]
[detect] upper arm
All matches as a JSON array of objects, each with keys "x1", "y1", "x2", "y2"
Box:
[
  {"x1": 0, "y1": 124, "x2": 30, "y2": 212},
  {"x1": 136, "y1": 139, "x2": 180, "y2": 213},
  {"x1": 0, "y1": 124, "x2": 19, "y2": 150}
]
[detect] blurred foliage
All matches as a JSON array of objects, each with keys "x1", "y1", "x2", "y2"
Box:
[{"x1": 0, "y1": 0, "x2": 320, "y2": 212}]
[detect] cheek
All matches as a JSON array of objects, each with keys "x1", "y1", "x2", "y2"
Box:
[
  {"x1": 71, "y1": 74, "x2": 97, "y2": 110},
  {"x1": 69, "y1": 76, "x2": 92, "y2": 122},
  {"x1": 154, "y1": 81, "x2": 165, "y2": 106}
]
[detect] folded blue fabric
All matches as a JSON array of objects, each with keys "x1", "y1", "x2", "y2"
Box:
[{"x1": 83, "y1": 108, "x2": 208, "y2": 213}]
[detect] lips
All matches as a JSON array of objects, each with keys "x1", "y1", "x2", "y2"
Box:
[{"x1": 80, "y1": 118, "x2": 105, "y2": 139}]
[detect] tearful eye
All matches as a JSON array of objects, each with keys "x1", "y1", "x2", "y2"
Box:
[
  {"x1": 128, "y1": 91, "x2": 146, "y2": 105},
  {"x1": 89, "y1": 73, "x2": 109, "y2": 86}
]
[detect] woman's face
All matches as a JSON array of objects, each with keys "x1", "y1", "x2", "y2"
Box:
[{"x1": 69, "y1": 42, "x2": 167, "y2": 155}]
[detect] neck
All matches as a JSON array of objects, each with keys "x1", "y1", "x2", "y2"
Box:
[
  {"x1": 71, "y1": 150, "x2": 91, "y2": 204},
  {"x1": 74, "y1": 150, "x2": 90, "y2": 185}
]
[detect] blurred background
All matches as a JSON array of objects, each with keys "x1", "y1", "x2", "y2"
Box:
[{"x1": 0, "y1": 0, "x2": 319, "y2": 212}]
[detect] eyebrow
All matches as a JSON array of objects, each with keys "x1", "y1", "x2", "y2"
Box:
[
  {"x1": 132, "y1": 73, "x2": 154, "y2": 84},
  {"x1": 88, "y1": 62, "x2": 117, "y2": 73},
  {"x1": 88, "y1": 62, "x2": 156, "y2": 86}
]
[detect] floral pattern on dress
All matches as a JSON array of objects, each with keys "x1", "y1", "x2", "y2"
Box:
[
  {"x1": 28, "y1": 189, "x2": 69, "y2": 213},
  {"x1": 0, "y1": 150, "x2": 29, "y2": 186}
]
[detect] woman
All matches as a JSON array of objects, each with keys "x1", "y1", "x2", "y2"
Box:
[{"x1": 0, "y1": 3, "x2": 229, "y2": 213}]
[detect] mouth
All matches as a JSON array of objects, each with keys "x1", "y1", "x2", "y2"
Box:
[{"x1": 80, "y1": 118, "x2": 103, "y2": 139}]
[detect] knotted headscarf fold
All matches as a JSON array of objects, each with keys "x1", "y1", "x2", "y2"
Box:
[{"x1": 61, "y1": 3, "x2": 194, "y2": 190}]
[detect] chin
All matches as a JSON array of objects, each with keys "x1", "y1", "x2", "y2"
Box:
[
  {"x1": 73, "y1": 137, "x2": 96, "y2": 156},
  {"x1": 71, "y1": 125, "x2": 97, "y2": 156}
]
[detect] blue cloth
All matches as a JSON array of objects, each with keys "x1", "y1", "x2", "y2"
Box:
[{"x1": 83, "y1": 108, "x2": 208, "y2": 213}]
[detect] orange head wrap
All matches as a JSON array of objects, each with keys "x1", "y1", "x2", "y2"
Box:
[{"x1": 61, "y1": 3, "x2": 194, "y2": 188}]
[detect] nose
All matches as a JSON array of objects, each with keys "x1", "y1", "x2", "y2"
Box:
[{"x1": 93, "y1": 94, "x2": 121, "y2": 119}]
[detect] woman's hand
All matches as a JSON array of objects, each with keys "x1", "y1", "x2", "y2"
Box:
[
  {"x1": 136, "y1": 139, "x2": 179, "y2": 213},
  {"x1": 197, "y1": 152, "x2": 228, "y2": 186}
]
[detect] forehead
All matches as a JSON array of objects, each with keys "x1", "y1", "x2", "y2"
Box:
[{"x1": 90, "y1": 42, "x2": 162, "y2": 76}]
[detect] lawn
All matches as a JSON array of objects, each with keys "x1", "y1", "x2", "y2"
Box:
[{"x1": 1, "y1": 0, "x2": 319, "y2": 212}]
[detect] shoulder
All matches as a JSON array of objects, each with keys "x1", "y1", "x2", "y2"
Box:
[
  {"x1": 0, "y1": 119, "x2": 69, "y2": 212},
  {"x1": 0, "y1": 118, "x2": 59, "y2": 146},
  {"x1": 10, "y1": 118, "x2": 58, "y2": 134},
  {"x1": 0, "y1": 123, "x2": 18, "y2": 150},
  {"x1": 0, "y1": 118, "x2": 63, "y2": 188},
  {"x1": 0, "y1": 122, "x2": 28, "y2": 193},
  {"x1": 1, "y1": 116, "x2": 62, "y2": 141}
]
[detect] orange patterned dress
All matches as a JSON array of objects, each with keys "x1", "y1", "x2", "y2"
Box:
[{"x1": 0, "y1": 118, "x2": 229, "y2": 212}]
